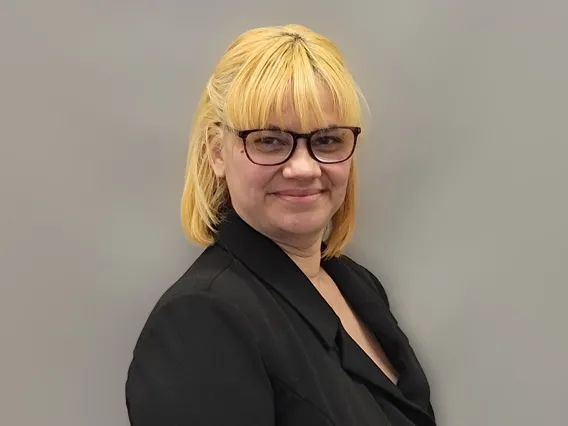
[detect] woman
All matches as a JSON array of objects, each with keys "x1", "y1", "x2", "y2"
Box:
[{"x1": 126, "y1": 24, "x2": 436, "y2": 426}]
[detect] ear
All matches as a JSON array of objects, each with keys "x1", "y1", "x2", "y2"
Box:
[{"x1": 208, "y1": 134, "x2": 226, "y2": 178}]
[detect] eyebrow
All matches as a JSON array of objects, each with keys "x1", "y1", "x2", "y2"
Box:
[{"x1": 266, "y1": 125, "x2": 283, "y2": 131}]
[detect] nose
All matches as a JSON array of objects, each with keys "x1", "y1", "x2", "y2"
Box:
[{"x1": 282, "y1": 139, "x2": 322, "y2": 180}]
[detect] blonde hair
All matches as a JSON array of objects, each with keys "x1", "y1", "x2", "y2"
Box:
[{"x1": 181, "y1": 24, "x2": 366, "y2": 258}]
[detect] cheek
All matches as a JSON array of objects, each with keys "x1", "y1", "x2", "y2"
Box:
[
  {"x1": 225, "y1": 153, "x2": 276, "y2": 196},
  {"x1": 324, "y1": 163, "x2": 352, "y2": 190}
]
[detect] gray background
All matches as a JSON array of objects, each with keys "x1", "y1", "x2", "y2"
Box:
[{"x1": 1, "y1": 1, "x2": 567, "y2": 425}]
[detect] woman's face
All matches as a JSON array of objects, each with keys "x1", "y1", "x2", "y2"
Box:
[{"x1": 211, "y1": 90, "x2": 353, "y2": 244}]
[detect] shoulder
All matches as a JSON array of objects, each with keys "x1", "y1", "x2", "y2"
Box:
[
  {"x1": 336, "y1": 254, "x2": 391, "y2": 308},
  {"x1": 126, "y1": 249, "x2": 274, "y2": 425},
  {"x1": 155, "y1": 244, "x2": 234, "y2": 308},
  {"x1": 154, "y1": 243, "x2": 261, "y2": 307},
  {"x1": 135, "y1": 244, "x2": 268, "y2": 350}
]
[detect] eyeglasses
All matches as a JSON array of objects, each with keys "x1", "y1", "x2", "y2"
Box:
[{"x1": 232, "y1": 126, "x2": 361, "y2": 166}]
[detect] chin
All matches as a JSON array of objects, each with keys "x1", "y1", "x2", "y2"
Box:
[{"x1": 272, "y1": 210, "x2": 329, "y2": 237}]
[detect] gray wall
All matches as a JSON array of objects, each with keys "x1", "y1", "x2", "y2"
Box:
[{"x1": 1, "y1": 1, "x2": 567, "y2": 425}]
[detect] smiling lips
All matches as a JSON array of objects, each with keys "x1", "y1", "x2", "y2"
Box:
[{"x1": 271, "y1": 189, "x2": 324, "y2": 203}]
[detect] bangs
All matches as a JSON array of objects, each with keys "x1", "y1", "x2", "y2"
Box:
[{"x1": 222, "y1": 38, "x2": 362, "y2": 132}]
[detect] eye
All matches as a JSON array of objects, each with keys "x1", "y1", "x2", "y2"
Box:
[
  {"x1": 312, "y1": 135, "x2": 344, "y2": 152},
  {"x1": 258, "y1": 137, "x2": 286, "y2": 145},
  {"x1": 313, "y1": 136, "x2": 342, "y2": 145},
  {"x1": 248, "y1": 133, "x2": 291, "y2": 152}
]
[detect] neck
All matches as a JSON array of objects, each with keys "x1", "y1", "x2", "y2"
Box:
[
  {"x1": 273, "y1": 235, "x2": 323, "y2": 279},
  {"x1": 230, "y1": 205, "x2": 324, "y2": 278}
]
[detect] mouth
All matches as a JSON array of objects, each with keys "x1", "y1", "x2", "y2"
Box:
[{"x1": 271, "y1": 190, "x2": 325, "y2": 204}]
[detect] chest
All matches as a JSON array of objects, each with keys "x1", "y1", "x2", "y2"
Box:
[
  {"x1": 224, "y1": 257, "x2": 434, "y2": 425},
  {"x1": 312, "y1": 273, "x2": 399, "y2": 384},
  {"x1": 253, "y1": 273, "x2": 432, "y2": 426}
]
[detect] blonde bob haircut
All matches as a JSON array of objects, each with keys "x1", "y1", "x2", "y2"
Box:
[{"x1": 181, "y1": 24, "x2": 366, "y2": 258}]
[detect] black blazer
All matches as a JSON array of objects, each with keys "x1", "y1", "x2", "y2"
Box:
[{"x1": 126, "y1": 210, "x2": 436, "y2": 426}]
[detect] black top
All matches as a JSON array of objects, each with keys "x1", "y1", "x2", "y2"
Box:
[{"x1": 126, "y1": 210, "x2": 436, "y2": 425}]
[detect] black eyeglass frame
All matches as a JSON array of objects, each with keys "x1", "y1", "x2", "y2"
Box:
[{"x1": 233, "y1": 126, "x2": 362, "y2": 166}]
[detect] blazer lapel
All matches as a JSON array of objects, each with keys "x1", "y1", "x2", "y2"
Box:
[
  {"x1": 324, "y1": 256, "x2": 435, "y2": 424},
  {"x1": 324, "y1": 257, "x2": 405, "y2": 392},
  {"x1": 216, "y1": 208, "x2": 434, "y2": 424},
  {"x1": 215, "y1": 209, "x2": 339, "y2": 350}
]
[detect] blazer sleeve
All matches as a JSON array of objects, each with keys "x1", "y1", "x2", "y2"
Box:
[{"x1": 125, "y1": 292, "x2": 274, "y2": 426}]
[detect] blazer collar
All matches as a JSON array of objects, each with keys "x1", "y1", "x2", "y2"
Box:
[
  {"x1": 215, "y1": 208, "x2": 404, "y2": 356},
  {"x1": 215, "y1": 209, "x2": 433, "y2": 423},
  {"x1": 323, "y1": 257, "x2": 403, "y2": 362},
  {"x1": 215, "y1": 208, "x2": 339, "y2": 349},
  {"x1": 326, "y1": 258, "x2": 434, "y2": 422}
]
